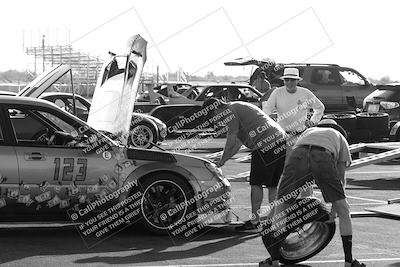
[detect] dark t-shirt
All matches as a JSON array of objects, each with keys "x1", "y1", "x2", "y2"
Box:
[{"x1": 226, "y1": 102, "x2": 286, "y2": 151}]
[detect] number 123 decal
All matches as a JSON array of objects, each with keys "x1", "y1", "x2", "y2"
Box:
[{"x1": 54, "y1": 158, "x2": 87, "y2": 181}]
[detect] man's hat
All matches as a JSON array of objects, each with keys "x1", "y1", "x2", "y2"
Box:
[
  {"x1": 316, "y1": 119, "x2": 347, "y2": 139},
  {"x1": 280, "y1": 68, "x2": 302, "y2": 81}
]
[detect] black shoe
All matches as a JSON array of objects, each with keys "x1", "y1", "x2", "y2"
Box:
[
  {"x1": 259, "y1": 258, "x2": 280, "y2": 266},
  {"x1": 350, "y1": 259, "x2": 366, "y2": 267},
  {"x1": 235, "y1": 220, "x2": 260, "y2": 231}
]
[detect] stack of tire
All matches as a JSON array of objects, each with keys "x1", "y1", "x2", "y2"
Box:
[{"x1": 323, "y1": 112, "x2": 389, "y2": 142}]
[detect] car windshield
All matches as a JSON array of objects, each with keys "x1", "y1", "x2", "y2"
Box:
[{"x1": 190, "y1": 85, "x2": 206, "y2": 95}]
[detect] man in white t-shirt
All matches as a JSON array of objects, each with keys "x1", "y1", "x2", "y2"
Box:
[{"x1": 262, "y1": 67, "x2": 325, "y2": 137}]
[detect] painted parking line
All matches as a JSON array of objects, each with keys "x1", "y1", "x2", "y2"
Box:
[
  {"x1": 347, "y1": 170, "x2": 400, "y2": 174},
  {"x1": 145, "y1": 257, "x2": 400, "y2": 267},
  {"x1": 227, "y1": 171, "x2": 250, "y2": 180},
  {"x1": 346, "y1": 195, "x2": 386, "y2": 204},
  {"x1": 230, "y1": 202, "x2": 381, "y2": 209}
]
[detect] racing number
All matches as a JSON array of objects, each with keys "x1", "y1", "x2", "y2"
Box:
[{"x1": 53, "y1": 158, "x2": 87, "y2": 181}]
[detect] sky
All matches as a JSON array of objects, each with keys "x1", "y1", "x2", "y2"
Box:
[{"x1": 2, "y1": 0, "x2": 400, "y2": 81}]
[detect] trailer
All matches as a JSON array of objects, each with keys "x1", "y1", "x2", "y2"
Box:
[{"x1": 221, "y1": 142, "x2": 400, "y2": 177}]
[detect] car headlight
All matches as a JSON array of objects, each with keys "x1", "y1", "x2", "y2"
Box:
[
  {"x1": 205, "y1": 162, "x2": 230, "y2": 187},
  {"x1": 380, "y1": 101, "x2": 400, "y2": 110}
]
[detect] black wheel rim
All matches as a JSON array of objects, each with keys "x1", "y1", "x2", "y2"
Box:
[
  {"x1": 280, "y1": 221, "x2": 331, "y2": 260},
  {"x1": 141, "y1": 180, "x2": 187, "y2": 230}
]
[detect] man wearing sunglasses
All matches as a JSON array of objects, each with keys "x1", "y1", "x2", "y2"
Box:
[{"x1": 262, "y1": 68, "x2": 325, "y2": 143}]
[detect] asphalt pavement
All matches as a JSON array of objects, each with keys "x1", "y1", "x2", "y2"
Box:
[{"x1": 0, "y1": 138, "x2": 399, "y2": 267}]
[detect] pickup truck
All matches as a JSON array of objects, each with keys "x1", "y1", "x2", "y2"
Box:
[{"x1": 228, "y1": 59, "x2": 377, "y2": 113}]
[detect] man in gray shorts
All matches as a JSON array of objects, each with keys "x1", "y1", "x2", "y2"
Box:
[
  {"x1": 260, "y1": 119, "x2": 365, "y2": 267},
  {"x1": 201, "y1": 98, "x2": 287, "y2": 231}
]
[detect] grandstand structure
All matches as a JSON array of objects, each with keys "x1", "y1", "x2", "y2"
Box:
[
  {"x1": 24, "y1": 44, "x2": 159, "y2": 97},
  {"x1": 23, "y1": 32, "x2": 177, "y2": 97},
  {"x1": 25, "y1": 44, "x2": 102, "y2": 97}
]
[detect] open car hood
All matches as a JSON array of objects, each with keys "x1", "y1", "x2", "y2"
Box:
[
  {"x1": 87, "y1": 34, "x2": 147, "y2": 146},
  {"x1": 17, "y1": 65, "x2": 71, "y2": 98},
  {"x1": 224, "y1": 57, "x2": 275, "y2": 67}
]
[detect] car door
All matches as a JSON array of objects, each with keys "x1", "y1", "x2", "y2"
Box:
[
  {"x1": 339, "y1": 68, "x2": 376, "y2": 109},
  {"x1": 0, "y1": 108, "x2": 20, "y2": 214},
  {"x1": 302, "y1": 68, "x2": 345, "y2": 111},
  {"x1": 150, "y1": 104, "x2": 204, "y2": 131},
  {"x1": 7, "y1": 104, "x2": 119, "y2": 215}
]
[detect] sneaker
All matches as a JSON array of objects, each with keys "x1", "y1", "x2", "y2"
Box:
[
  {"x1": 235, "y1": 220, "x2": 260, "y2": 231},
  {"x1": 350, "y1": 259, "x2": 366, "y2": 267}
]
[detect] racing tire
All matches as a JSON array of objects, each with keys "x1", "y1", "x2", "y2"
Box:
[
  {"x1": 356, "y1": 112, "x2": 389, "y2": 139},
  {"x1": 137, "y1": 173, "x2": 195, "y2": 235},
  {"x1": 323, "y1": 113, "x2": 356, "y2": 139},
  {"x1": 129, "y1": 122, "x2": 157, "y2": 149},
  {"x1": 261, "y1": 197, "x2": 336, "y2": 265}
]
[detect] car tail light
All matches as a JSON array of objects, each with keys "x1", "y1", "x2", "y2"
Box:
[{"x1": 380, "y1": 101, "x2": 400, "y2": 110}]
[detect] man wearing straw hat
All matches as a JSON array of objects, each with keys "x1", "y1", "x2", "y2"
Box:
[{"x1": 263, "y1": 67, "x2": 325, "y2": 145}]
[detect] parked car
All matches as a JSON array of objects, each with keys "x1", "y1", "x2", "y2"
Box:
[
  {"x1": 134, "y1": 83, "x2": 263, "y2": 135},
  {"x1": 321, "y1": 82, "x2": 400, "y2": 143},
  {"x1": 136, "y1": 82, "x2": 192, "y2": 103},
  {"x1": 363, "y1": 83, "x2": 400, "y2": 140},
  {"x1": 40, "y1": 92, "x2": 167, "y2": 149},
  {"x1": 363, "y1": 83, "x2": 400, "y2": 122}
]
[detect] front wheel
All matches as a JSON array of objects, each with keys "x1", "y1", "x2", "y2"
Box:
[
  {"x1": 130, "y1": 122, "x2": 156, "y2": 149},
  {"x1": 138, "y1": 173, "x2": 195, "y2": 235}
]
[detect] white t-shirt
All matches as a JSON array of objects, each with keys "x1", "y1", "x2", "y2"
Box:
[
  {"x1": 295, "y1": 127, "x2": 352, "y2": 167},
  {"x1": 262, "y1": 86, "x2": 325, "y2": 132}
]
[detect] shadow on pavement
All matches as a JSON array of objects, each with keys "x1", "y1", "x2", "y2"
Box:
[{"x1": 0, "y1": 224, "x2": 260, "y2": 265}]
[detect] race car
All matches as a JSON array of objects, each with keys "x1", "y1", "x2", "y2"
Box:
[
  {"x1": 0, "y1": 34, "x2": 231, "y2": 235},
  {"x1": 0, "y1": 95, "x2": 231, "y2": 234}
]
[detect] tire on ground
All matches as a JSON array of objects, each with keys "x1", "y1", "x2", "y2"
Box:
[
  {"x1": 323, "y1": 113, "x2": 356, "y2": 140},
  {"x1": 137, "y1": 173, "x2": 195, "y2": 235},
  {"x1": 261, "y1": 197, "x2": 336, "y2": 265}
]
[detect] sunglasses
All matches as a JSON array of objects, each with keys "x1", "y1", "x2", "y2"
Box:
[{"x1": 284, "y1": 78, "x2": 297, "y2": 82}]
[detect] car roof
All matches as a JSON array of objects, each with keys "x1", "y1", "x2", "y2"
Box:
[
  {"x1": 192, "y1": 83, "x2": 252, "y2": 87},
  {"x1": 40, "y1": 92, "x2": 86, "y2": 99},
  {"x1": 0, "y1": 95, "x2": 62, "y2": 108},
  {"x1": 284, "y1": 63, "x2": 340, "y2": 67},
  {"x1": 41, "y1": 92, "x2": 76, "y2": 97},
  {"x1": 0, "y1": 90, "x2": 17, "y2": 96}
]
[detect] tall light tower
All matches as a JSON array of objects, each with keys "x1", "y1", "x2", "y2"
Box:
[{"x1": 42, "y1": 35, "x2": 45, "y2": 72}]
